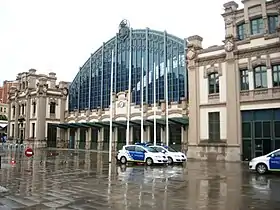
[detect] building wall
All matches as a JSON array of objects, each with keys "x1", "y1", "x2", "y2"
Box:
[
  {"x1": 0, "y1": 80, "x2": 18, "y2": 104},
  {"x1": 187, "y1": 0, "x2": 280, "y2": 161},
  {"x1": 7, "y1": 69, "x2": 69, "y2": 147}
]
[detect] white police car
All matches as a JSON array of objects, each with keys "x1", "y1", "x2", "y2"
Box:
[
  {"x1": 149, "y1": 145, "x2": 187, "y2": 164},
  {"x1": 249, "y1": 149, "x2": 280, "y2": 174},
  {"x1": 116, "y1": 144, "x2": 168, "y2": 166}
]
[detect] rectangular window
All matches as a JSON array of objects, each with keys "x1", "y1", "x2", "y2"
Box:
[
  {"x1": 254, "y1": 66, "x2": 267, "y2": 89},
  {"x1": 12, "y1": 124, "x2": 14, "y2": 137},
  {"x1": 50, "y1": 103, "x2": 56, "y2": 114},
  {"x1": 237, "y1": 23, "x2": 245, "y2": 40},
  {"x1": 208, "y1": 112, "x2": 220, "y2": 141},
  {"x1": 272, "y1": 65, "x2": 280, "y2": 87},
  {"x1": 12, "y1": 106, "x2": 15, "y2": 116},
  {"x1": 33, "y1": 103, "x2": 36, "y2": 114},
  {"x1": 268, "y1": 16, "x2": 278, "y2": 34},
  {"x1": 240, "y1": 69, "x2": 249, "y2": 90},
  {"x1": 32, "y1": 123, "x2": 35, "y2": 138},
  {"x1": 250, "y1": 18, "x2": 264, "y2": 35}
]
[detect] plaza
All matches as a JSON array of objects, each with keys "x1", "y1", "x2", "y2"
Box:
[{"x1": 0, "y1": 148, "x2": 280, "y2": 209}]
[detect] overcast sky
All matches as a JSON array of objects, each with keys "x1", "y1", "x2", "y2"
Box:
[{"x1": 0, "y1": 0, "x2": 243, "y2": 84}]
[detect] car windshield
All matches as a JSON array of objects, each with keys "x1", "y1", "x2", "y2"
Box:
[{"x1": 145, "y1": 147, "x2": 158, "y2": 153}]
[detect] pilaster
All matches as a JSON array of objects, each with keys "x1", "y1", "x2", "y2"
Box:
[
  {"x1": 14, "y1": 102, "x2": 19, "y2": 140},
  {"x1": 113, "y1": 127, "x2": 118, "y2": 151},
  {"x1": 85, "y1": 128, "x2": 91, "y2": 150},
  {"x1": 224, "y1": 35, "x2": 240, "y2": 148},
  {"x1": 75, "y1": 128, "x2": 80, "y2": 149},
  {"x1": 161, "y1": 128, "x2": 166, "y2": 144},
  {"x1": 98, "y1": 128, "x2": 104, "y2": 150},
  {"x1": 25, "y1": 95, "x2": 31, "y2": 140}
]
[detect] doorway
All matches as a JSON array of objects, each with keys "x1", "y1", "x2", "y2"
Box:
[{"x1": 47, "y1": 124, "x2": 57, "y2": 147}]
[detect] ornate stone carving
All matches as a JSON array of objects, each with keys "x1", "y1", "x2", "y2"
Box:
[
  {"x1": 118, "y1": 101, "x2": 125, "y2": 108},
  {"x1": 251, "y1": 58, "x2": 267, "y2": 68},
  {"x1": 203, "y1": 64, "x2": 222, "y2": 78},
  {"x1": 225, "y1": 17, "x2": 233, "y2": 25},
  {"x1": 224, "y1": 39, "x2": 234, "y2": 52},
  {"x1": 187, "y1": 49, "x2": 196, "y2": 60},
  {"x1": 236, "y1": 44, "x2": 279, "y2": 59}
]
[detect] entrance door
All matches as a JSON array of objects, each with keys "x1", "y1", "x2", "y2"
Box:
[
  {"x1": 254, "y1": 139, "x2": 271, "y2": 157},
  {"x1": 269, "y1": 151, "x2": 280, "y2": 170},
  {"x1": 47, "y1": 124, "x2": 57, "y2": 147}
]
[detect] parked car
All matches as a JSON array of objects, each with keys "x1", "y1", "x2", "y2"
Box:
[
  {"x1": 116, "y1": 144, "x2": 168, "y2": 166},
  {"x1": 249, "y1": 149, "x2": 280, "y2": 174},
  {"x1": 149, "y1": 145, "x2": 187, "y2": 164}
]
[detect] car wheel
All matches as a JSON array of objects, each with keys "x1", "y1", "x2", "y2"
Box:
[
  {"x1": 146, "y1": 158, "x2": 153, "y2": 166},
  {"x1": 256, "y1": 163, "x2": 267, "y2": 174},
  {"x1": 167, "y1": 157, "x2": 173, "y2": 165},
  {"x1": 120, "y1": 156, "x2": 127, "y2": 165}
]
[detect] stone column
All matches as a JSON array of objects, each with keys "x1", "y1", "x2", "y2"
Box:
[
  {"x1": 186, "y1": 36, "x2": 201, "y2": 147},
  {"x1": 225, "y1": 37, "x2": 241, "y2": 161},
  {"x1": 161, "y1": 128, "x2": 166, "y2": 144},
  {"x1": 129, "y1": 127, "x2": 133, "y2": 144},
  {"x1": 113, "y1": 127, "x2": 118, "y2": 151},
  {"x1": 85, "y1": 128, "x2": 92, "y2": 150},
  {"x1": 7, "y1": 102, "x2": 11, "y2": 139},
  {"x1": 25, "y1": 96, "x2": 31, "y2": 140},
  {"x1": 97, "y1": 128, "x2": 104, "y2": 150},
  {"x1": 66, "y1": 128, "x2": 70, "y2": 148},
  {"x1": 60, "y1": 97, "x2": 67, "y2": 147},
  {"x1": 181, "y1": 126, "x2": 188, "y2": 153},
  {"x1": 14, "y1": 102, "x2": 19, "y2": 142},
  {"x1": 146, "y1": 126, "x2": 151, "y2": 142},
  {"x1": 75, "y1": 128, "x2": 80, "y2": 149},
  {"x1": 36, "y1": 95, "x2": 47, "y2": 146}
]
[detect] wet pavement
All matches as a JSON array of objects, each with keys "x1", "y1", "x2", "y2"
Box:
[{"x1": 0, "y1": 148, "x2": 280, "y2": 210}]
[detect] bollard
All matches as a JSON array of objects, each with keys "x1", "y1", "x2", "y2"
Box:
[{"x1": 0, "y1": 156, "x2": 1, "y2": 169}]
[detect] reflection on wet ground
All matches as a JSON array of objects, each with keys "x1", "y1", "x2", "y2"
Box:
[{"x1": 0, "y1": 149, "x2": 280, "y2": 209}]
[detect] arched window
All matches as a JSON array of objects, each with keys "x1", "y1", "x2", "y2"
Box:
[
  {"x1": 208, "y1": 73, "x2": 219, "y2": 94},
  {"x1": 254, "y1": 66, "x2": 267, "y2": 89}
]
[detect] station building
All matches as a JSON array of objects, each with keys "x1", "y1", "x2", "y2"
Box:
[
  {"x1": 187, "y1": 0, "x2": 280, "y2": 161},
  {"x1": 7, "y1": 69, "x2": 69, "y2": 147},
  {"x1": 7, "y1": 0, "x2": 280, "y2": 161},
  {"x1": 50, "y1": 21, "x2": 189, "y2": 152}
]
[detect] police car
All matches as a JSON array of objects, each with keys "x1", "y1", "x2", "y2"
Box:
[
  {"x1": 116, "y1": 143, "x2": 168, "y2": 166},
  {"x1": 149, "y1": 144, "x2": 187, "y2": 164},
  {"x1": 249, "y1": 149, "x2": 280, "y2": 174}
]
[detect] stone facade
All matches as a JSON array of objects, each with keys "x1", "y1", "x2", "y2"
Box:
[
  {"x1": 187, "y1": 0, "x2": 280, "y2": 161},
  {"x1": 7, "y1": 69, "x2": 69, "y2": 147}
]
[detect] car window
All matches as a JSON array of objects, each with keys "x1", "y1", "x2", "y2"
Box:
[
  {"x1": 151, "y1": 146, "x2": 164, "y2": 152},
  {"x1": 125, "y1": 146, "x2": 135, "y2": 151},
  {"x1": 135, "y1": 146, "x2": 145, "y2": 152},
  {"x1": 167, "y1": 146, "x2": 178, "y2": 152},
  {"x1": 272, "y1": 151, "x2": 280, "y2": 157},
  {"x1": 145, "y1": 147, "x2": 158, "y2": 153}
]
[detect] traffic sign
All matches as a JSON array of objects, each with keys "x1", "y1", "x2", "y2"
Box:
[{"x1": 25, "y1": 148, "x2": 34, "y2": 157}]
